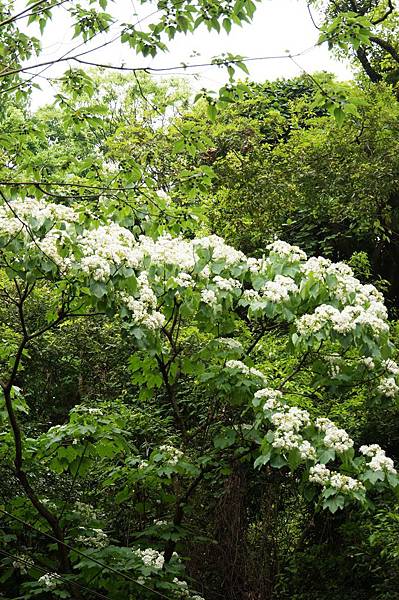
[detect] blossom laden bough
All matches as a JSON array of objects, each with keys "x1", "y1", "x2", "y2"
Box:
[
  {"x1": 1, "y1": 196, "x2": 398, "y2": 514},
  {"x1": 252, "y1": 384, "x2": 398, "y2": 510}
]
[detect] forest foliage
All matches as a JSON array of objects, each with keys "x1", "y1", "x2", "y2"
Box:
[{"x1": 1, "y1": 1, "x2": 399, "y2": 600}]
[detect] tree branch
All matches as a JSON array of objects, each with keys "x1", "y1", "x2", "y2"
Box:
[
  {"x1": 356, "y1": 46, "x2": 382, "y2": 82},
  {"x1": 369, "y1": 35, "x2": 399, "y2": 65},
  {"x1": 372, "y1": 0, "x2": 395, "y2": 25}
]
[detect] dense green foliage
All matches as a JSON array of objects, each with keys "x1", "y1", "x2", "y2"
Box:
[{"x1": 188, "y1": 78, "x2": 399, "y2": 308}]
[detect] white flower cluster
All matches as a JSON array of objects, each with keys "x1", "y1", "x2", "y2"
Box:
[
  {"x1": 362, "y1": 356, "x2": 375, "y2": 370},
  {"x1": 383, "y1": 359, "x2": 399, "y2": 375},
  {"x1": 0, "y1": 203, "x2": 394, "y2": 414},
  {"x1": 34, "y1": 229, "x2": 72, "y2": 267},
  {"x1": 309, "y1": 464, "x2": 365, "y2": 493},
  {"x1": 270, "y1": 406, "x2": 316, "y2": 459},
  {"x1": 38, "y1": 572, "x2": 61, "y2": 589},
  {"x1": 252, "y1": 387, "x2": 395, "y2": 495},
  {"x1": 225, "y1": 360, "x2": 267, "y2": 382},
  {"x1": 324, "y1": 353, "x2": 342, "y2": 377},
  {"x1": 242, "y1": 289, "x2": 261, "y2": 302},
  {"x1": 266, "y1": 240, "x2": 307, "y2": 262},
  {"x1": 173, "y1": 578, "x2": 205, "y2": 600},
  {"x1": 120, "y1": 271, "x2": 165, "y2": 330},
  {"x1": 216, "y1": 338, "x2": 243, "y2": 351},
  {"x1": 315, "y1": 418, "x2": 354, "y2": 453},
  {"x1": 0, "y1": 198, "x2": 77, "y2": 238},
  {"x1": 301, "y1": 256, "x2": 383, "y2": 305},
  {"x1": 172, "y1": 272, "x2": 194, "y2": 288},
  {"x1": 212, "y1": 276, "x2": 241, "y2": 291},
  {"x1": 360, "y1": 444, "x2": 397, "y2": 474},
  {"x1": 78, "y1": 224, "x2": 140, "y2": 281},
  {"x1": 159, "y1": 444, "x2": 184, "y2": 465},
  {"x1": 254, "y1": 387, "x2": 283, "y2": 411},
  {"x1": 260, "y1": 275, "x2": 298, "y2": 303},
  {"x1": 295, "y1": 255, "x2": 389, "y2": 342},
  {"x1": 201, "y1": 288, "x2": 217, "y2": 305},
  {"x1": 271, "y1": 406, "x2": 310, "y2": 431},
  {"x1": 140, "y1": 234, "x2": 195, "y2": 271},
  {"x1": 296, "y1": 302, "x2": 388, "y2": 338},
  {"x1": 76, "y1": 527, "x2": 109, "y2": 549},
  {"x1": 133, "y1": 547, "x2": 165, "y2": 569},
  {"x1": 301, "y1": 256, "x2": 332, "y2": 280},
  {"x1": 75, "y1": 501, "x2": 97, "y2": 519},
  {"x1": 377, "y1": 377, "x2": 399, "y2": 398},
  {"x1": 194, "y1": 234, "x2": 247, "y2": 267},
  {"x1": 1, "y1": 199, "x2": 392, "y2": 349},
  {"x1": 12, "y1": 554, "x2": 33, "y2": 574},
  {"x1": 247, "y1": 257, "x2": 264, "y2": 273},
  {"x1": 73, "y1": 406, "x2": 103, "y2": 415}
]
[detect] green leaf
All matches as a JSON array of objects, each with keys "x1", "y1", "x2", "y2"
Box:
[
  {"x1": 223, "y1": 18, "x2": 232, "y2": 33},
  {"x1": 213, "y1": 428, "x2": 237, "y2": 449},
  {"x1": 207, "y1": 103, "x2": 217, "y2": 122},
  {"x1": 90, "y1": 281, "x2": 107, "y2": 299},
  {"x1": 270, "y1": 453, "x2": 287, "y2": 468},
  {"x1": 116, "y1": 486, "x2": 131, "y2": 504},
  {"x1": 323, "y1": 494, "x2": 345, "y2": 513}
]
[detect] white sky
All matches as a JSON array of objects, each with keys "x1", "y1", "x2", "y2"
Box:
[{"x1": 18, "y1": 0, "x2": 353, "y2": 107}]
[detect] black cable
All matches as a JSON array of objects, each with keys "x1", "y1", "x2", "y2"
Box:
[
  {"x1": 0, "y1": 508, "x2": 173, "y2": 599},
  {"x1": 0, "y1": 547, "x2": 112, "y2": 600}
]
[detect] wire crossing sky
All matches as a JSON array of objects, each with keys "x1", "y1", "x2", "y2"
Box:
[{"x1": 13, "y1": 0, "x2": 353, "y2": 107}]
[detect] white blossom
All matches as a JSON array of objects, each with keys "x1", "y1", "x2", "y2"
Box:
[
  {"x1": 309, "y1": 464, "x2": 331, "y2": 486},
  {"x1": 382, "y1": 359, "x2": 399, "y2": 375},
  {"x1": 377, "y1": 377, "x2": 399, "y2": 398},
  {"x1": 309, "y1": 465, "x2": 364, "y2": 493},
  {"x1": 133, "y1": 548, "x2": 165, "y2": 569},
  {"x1": 329, "y1": 473, "x2": 365, "y2": 492},
  {"x1": 271, "y1": 407, "x2": 310, "y2": 432},
  {"x1": 362, "y1": 357, "x2": 375, "y2": 370},
  {"x1": 201, "y1": 289, "x2": 217, "y2": 305},
  {"x1": 360, "y1": 444, "x2": 396, "y2": 474},
  {"x1": 298, "y1": 440, "x2": 317, "y2": 460},
  {"x1": 261, "y1": 275, "x2": 298, "y2": 303},
  {"x1": 242, "y1": 289, "x2": 261, "y2": 302},
  {"x1": 315, "y1": 418, "x2": 353, "y2": 453},
  {"x1": 225, "y1": 360, "x2": 267, "y2": 382},
  {"x1": 172, "y1": 272, "x2": 194, "y2": 288},
  {"x1": 38, "y1": 573, "x2": 61, "y2": 589},
  {"x1": 212, "y1": 276, "x2": 241, "y2": 291},
  {"x1": 301, "y1": 256, "x2": 332, "y2": 279},
  {"x1": 266, "y1": 240, "x2": 307, "y2": 262},
  {"x1": 254, "y1": 388, "x2": 283, "y2": 411},
  {"x1": 76, "y1": 527, "x2": 109, "y2": 548},
  {"x1": 12, "y1": 554, "x2": 33, "y2": 574},
  {"x1": 216, "y1": 338, "x2": 243, "y2": 351},
  {"x1": 159, "y1": 444, "x2": 183, "y2": 465}
]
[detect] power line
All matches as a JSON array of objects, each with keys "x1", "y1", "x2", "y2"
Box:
[
  {"x1": 0, "y1": 7, "x2": 162, "y2": 87},
  {"x1": 0, "y1": 43, "x2": 318, "y2": 81},
  {"x1": 0, "y1": 547, "x2": 112, "y2": 600},
  {"x1": 77, "y1": 45, "x2": 318, "y2": 73},
  {"x1": 0, "y1": 0, "x2": 71, "y2": 28},
  {"x1": 0, "y1": 509, "x2": 173, "y2": 599}
]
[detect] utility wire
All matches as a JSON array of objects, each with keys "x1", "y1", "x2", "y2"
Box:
[
  {"x1": 0, "y1": 0, "x2": 71, "y2": 28},
  {"x1": 0, "y1": 6, "x2": 161, "y2": 98},
  {"x1": 0, "y1": 44, "x2": 318, "y2": 80},
  {"x1": 0, "y1": 547, "x2": 113, "y2": 600},
  {"x1": 0, "y1": 507, "x2": 173, "y2": 600}
]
